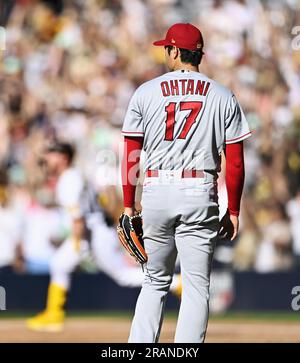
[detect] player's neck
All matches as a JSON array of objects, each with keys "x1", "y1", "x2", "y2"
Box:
[{"x1": 173, "y1": 63, "x2": 199, "y2": 72}]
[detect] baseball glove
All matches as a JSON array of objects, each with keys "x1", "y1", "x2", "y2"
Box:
[{"x1": 117, "y1": 212, "x2": 148, "y2": 265}]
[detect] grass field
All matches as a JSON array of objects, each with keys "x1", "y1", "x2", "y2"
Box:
[{"x1": 1, "y1": 311, "x2": 300, "y2": 342}]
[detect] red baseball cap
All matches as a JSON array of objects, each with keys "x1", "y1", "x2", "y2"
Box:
[{"x1": 153, "y1": 23, "x2": 204, "y2": 52}]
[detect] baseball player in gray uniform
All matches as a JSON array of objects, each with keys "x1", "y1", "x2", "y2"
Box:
[{"x1": 121, "y1": 23, "x2": 251, "y2": 343}]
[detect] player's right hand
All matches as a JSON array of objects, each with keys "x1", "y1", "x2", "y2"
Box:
[{"x1": 219, "y1": 210, "x2": 239, "y2": 241}]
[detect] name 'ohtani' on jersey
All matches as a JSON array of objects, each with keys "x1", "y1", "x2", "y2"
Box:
[{"x1": 160, "y1": 79, "x2": 210, "y2": 97}]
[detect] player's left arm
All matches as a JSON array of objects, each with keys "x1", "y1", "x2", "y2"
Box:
[
  {"x1": 118, "y1": 136, "x2": 148, "y2": 265},
  {"x1": 122, "y1": 136, "x2": 143, "y2": 217},
  {"x1": 121, "y1": 88, "x2": 144, "y2": 217}
]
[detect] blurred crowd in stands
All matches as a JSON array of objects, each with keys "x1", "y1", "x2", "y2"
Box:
[{"x1": 0, "y1": 0, "x2": 300, "y2": 275}]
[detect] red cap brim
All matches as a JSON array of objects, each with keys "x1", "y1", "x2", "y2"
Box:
[{"x1": 153, "y1": 39, "x2": 172, "y2": 47}]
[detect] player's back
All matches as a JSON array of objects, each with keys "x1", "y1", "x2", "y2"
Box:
[
  {"x1": 56, "y1": 167, "x2": 104, "y2": 229},
  {"x1": 122, "y1": 70, "x2": 250, "y2": 177}
]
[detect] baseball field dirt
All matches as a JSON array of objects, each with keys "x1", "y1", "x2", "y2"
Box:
[{"x1": 0, "y1": 315, "x2": 300, "y2": 342}]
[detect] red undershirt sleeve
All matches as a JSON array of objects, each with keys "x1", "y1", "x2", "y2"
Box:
[
  {"x1": 122, "y1": 136, "x2": 144, "y2": 208},
  {"x1": 225, "y1": 141, "x2": 245, "y2": 217}
]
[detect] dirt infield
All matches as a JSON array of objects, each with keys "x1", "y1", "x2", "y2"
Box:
[{"x1": 0, "y1": 316, "x2": 300, "y2": 342}]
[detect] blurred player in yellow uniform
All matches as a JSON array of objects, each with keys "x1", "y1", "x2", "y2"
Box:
[{"x1": 26, "y1": 143, "x2": 144, "y2": 332}]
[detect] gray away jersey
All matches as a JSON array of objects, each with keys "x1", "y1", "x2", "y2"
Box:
[{"x1": 122, "y1": 70, "x2": 251, "y2": 177}]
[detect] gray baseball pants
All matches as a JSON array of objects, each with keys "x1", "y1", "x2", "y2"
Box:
[{"x1": 128, "y1": 172, "x2": 219, "y2": 343}]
